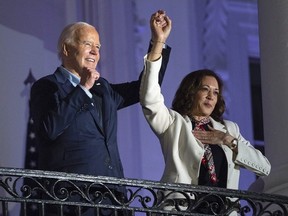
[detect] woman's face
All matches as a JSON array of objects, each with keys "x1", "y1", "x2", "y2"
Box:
[{"x1": 191, "y1": 76, "x2": 219, "y2": 119}]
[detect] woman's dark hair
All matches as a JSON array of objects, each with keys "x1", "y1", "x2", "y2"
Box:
[{"x1": 171, "y1": 69, "x2": 225, "y2": 123}]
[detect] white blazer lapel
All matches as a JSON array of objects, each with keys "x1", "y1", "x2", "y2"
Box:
[{"x1": 210, "y1": 117, "x2": 227, "y2": 132}]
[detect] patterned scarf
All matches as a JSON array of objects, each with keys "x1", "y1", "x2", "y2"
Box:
[{"x1": 192, "y1": 117, "x2": 218, "y2": 184}]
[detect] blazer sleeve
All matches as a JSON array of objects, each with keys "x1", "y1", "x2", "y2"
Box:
[
  {"x1": 111, "y1": 43, "x2": 171, "y2": 109},
  {"x1": 140, "y1": 55, "x2": 174, "y2": 135},
  {"x1": 224, "y1": 120, "x2": 271, "y2": 176}
]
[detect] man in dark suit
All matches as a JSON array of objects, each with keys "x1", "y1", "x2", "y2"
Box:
[{"x1": 29, "y1": 10, "x2": 171, "y2": 215}]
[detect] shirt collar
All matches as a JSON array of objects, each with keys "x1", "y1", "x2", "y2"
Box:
[{"x1": 59, "y1": 65, "x2": 80, "y2": 87}]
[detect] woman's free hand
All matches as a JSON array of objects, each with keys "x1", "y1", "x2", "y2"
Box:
[{"x1": 193, "y1": 125, "x2": 234, "y2": 145}]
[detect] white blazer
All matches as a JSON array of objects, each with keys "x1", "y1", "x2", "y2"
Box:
[{"x1": 140, "y1": 55, "x2": 271, "y2": 190}]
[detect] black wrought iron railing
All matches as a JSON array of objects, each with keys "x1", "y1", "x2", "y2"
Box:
[{"x1": 0, "y1": 167, "x2": 287, "y2": 216}]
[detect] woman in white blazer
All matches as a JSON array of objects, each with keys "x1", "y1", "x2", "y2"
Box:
[{"x1": 140, "y1": 13, "x2": 271, "y2": 215}]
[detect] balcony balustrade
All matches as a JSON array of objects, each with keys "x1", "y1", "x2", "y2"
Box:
[{"x1": 0, "y1": 167, "x2": 287, "y2": 215}]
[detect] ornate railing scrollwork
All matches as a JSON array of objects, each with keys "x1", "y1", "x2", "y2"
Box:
[{"x1": 0, "y1": 167, "x2": 288, "y2": 215}]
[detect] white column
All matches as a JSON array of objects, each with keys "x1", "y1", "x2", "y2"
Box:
[{"x1": 250, "y1": 0, "x2": 288, "y2": 196}]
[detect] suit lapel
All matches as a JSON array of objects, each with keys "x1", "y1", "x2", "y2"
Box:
[
  {"x1": 54, "y1": 68, "x2": 75, "y2": 95},
  {"x1": 209, "y1": 118, "x2": 232, "y2": 152},
  {"x1": 91, "y1": 94, "x2": 105, "y2": 134},
  {"x1": 90, "y1": 109, "x2": 105, "y2": 135},
  {"x1": 91, "y1": 79, "x2": 110, "y2": 136},
  {"x1": 210, "y1": 117, "x2": 227, "y2": 132},
  {"x1": 54, "y1": 68, "x2": 106, "y2": 135}
]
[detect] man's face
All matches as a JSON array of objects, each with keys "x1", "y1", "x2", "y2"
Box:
[{"x1": 63, "y1": 26, "x2": 101, "y2": 77}]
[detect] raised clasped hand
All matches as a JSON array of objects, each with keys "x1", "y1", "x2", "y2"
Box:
[{"x1": 151, "y1": 10, "x2": 172, "y2": 43}]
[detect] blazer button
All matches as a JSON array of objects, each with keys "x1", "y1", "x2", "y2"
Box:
[{"x1": 108, "y1": 165, "x2": 113, "y2": 169}]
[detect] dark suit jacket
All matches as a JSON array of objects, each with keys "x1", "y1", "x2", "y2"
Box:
[{"x1": 30, "y1": 45, "x2": 171, "y2": 180}]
